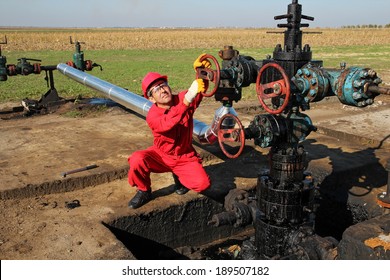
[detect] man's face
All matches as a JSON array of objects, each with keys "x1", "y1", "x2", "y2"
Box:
[{"x1": 148, "y1": 81, "x2": 172, "y2": 106}]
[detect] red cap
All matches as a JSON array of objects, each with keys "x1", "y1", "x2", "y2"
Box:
[{"x1": 141, "y1": 72, "x2": 168, "y2": 98}]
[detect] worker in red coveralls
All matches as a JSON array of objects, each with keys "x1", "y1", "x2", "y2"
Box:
[{"x1": 127, "y1": 54, "x2": 211, "y2": 209}]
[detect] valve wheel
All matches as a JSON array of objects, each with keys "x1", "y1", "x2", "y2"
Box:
[
  {"x1": 195, "y1": 54, "x2": 220, "y2": 97},
  {"x1": 7, "y1": 64, "x2": 17, "y2": 76},
  {"x1": 256, "y1": 63, "x2": 291, "y2": 114},
  {"x1": 85, "y1": 60, "x2": 93, "y2": 71},
  {"x1": 217, "y1": 114, "x2": 245, "y2": 159},
  {"x1": 33, "y1": 63, "x2": 41, "y2": 74},
  {"x1": 66, "y1": 61, "x2": 75, "y2": 68}
]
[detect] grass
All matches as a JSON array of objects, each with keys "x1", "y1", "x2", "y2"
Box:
[
  {"x1": 1, "y1": 28, "x2": 390, "y2": 103},
  {"x1": 1, "y1": 49, "x2": 221, "y2": 101}
]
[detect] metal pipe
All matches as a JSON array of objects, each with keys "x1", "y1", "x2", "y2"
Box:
[
  {"x1": 57, "y1": 63, "x2": 232, "y2": 144},
  {"x1": 57, "y1": 63, "x2": 152, "y2": 117},
  {"x1": 61, "y1": 164, "x2": 98, "y2": 178},
  {"x1": 194, "y1": 105, "x2": 238, "y2": 144},
  {"x1": 366, "y1": 84, "x2": 390, "y2": 95}
]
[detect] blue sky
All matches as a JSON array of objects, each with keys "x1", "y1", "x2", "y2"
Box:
[{"x1": 2, "y1": 0, "x2": 390, "y2": 28}]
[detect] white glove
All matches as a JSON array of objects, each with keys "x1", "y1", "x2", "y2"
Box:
[{"x1": 184, "y1": 80, "x2": 200, "y2": 103}]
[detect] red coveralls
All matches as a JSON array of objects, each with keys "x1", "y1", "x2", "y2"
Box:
[{"x1": 128, "y1": 89, "x2": 211, "y2": 192}]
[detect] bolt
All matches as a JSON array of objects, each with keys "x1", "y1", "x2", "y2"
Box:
[
  {"x1": 353, "y1": 80, "x2": 363, "y2": 88},
  {"x1": 360, "y1": 71, "x2": 369, "y2": 78},
  {"x1": 303, "y1": 69, "x2": 311, "y2": 77},
  {"x1": 310, "y1": 78, "x2": 317, "y2": 86},
  {"x1": 357, "y1": 100, "x2": 366, "y2": 107},
  {"x1": 309, "y1": 89, "x2": 317, "y2": 96},
  {"x1": 353, "y1": 92, "x2": 362, "y2": 100},
  {"x1": 273, "y1": 83, "x2": 282, "y2": 94},
  {"x1": 368, "y1": 69, "x2": 376, "y2": 77}
]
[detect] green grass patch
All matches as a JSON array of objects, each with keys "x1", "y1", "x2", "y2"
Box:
[{"x1": 1, "y1": 46, "x2": 389, "y2": 103}]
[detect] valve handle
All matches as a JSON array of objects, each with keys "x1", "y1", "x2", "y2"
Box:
[
  {"x1": 195, "y1": 54, "x2": 220, "y2": 97},
  {"x1": 0, "y1": 36, "x2": 6, "y2": 56},
  {"x1": 69, "y1": 36, "x2": 85, "y2": 45},
  {"x1": 66, "y1": 61, "x2": 75, "y2": 68},
  {"x1": 18, "y1": 57, "x2": 42, "y2": 63},
  {"x1": 217, "y1": 114, "x2": 245, "y2": 159},
  {"x1": 0, "y1": 35, "x2": 7, "y2": 44},
  {"x1": 85, "y1": 60, "x2": 93, "y2": 71},
  {"x1": 256, "y1": 62, "x2": 291, "y2": 114}
]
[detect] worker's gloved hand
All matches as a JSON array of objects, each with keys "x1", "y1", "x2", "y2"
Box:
[
  {"x1": 185, "y1": 79, "x2": 207, "y2": 103},
  {"x1": 193, "y1": 53, "x2": 211, "y2": 71}
]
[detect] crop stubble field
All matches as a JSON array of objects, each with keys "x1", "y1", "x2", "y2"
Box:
[
  {"x1": 3, "y1": 28, "x2": 390, "y2": 50},
  {"x1": 1, "y1": 28, "x2": 389, "y2": 102}
]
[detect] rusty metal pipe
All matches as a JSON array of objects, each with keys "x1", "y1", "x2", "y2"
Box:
[
  {"x1": 61, "y1": 164, "x2": 98, "y2": 178},
  {"x1": 57, "y1": 63, "x2": 228, "y2": 144},
  {"x1": 366, "y1": 84, "x2": 390, "y2": 95}
]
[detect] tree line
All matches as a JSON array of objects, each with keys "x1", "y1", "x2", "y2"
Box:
[{"x1": 342, "y1": 24, "x2": 390, "y2": 28}]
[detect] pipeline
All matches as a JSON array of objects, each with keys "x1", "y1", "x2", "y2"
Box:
[
  {"x1": 57, "y1": 63, "x2": 152, "y2": 116},
  {"x1": 56, "y1": 63, "x2": 235, "y2": 144}
]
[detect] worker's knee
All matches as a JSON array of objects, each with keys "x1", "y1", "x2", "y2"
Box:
[
  {"x1": 190, "y1": 176, "x2": 211, "y2": 192},
  {"x1": 128, "y1": 150, "x2": 146, "y2": 169}
]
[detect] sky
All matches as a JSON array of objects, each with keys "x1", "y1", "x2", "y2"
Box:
[{"x1": 2, "y1": 0, "x2": 390, "y2": 28}]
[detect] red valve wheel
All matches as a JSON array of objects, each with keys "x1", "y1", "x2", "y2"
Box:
[
  {"x1": 195, "y1": 54, "x2": 220, "y2": 97},
  {"x1": 7, "y1": 64, "x2": 17, "y2": 76},
  {"x1": 217, "y1": 114, "x2": 245, "y2": 159},
  {"x1": 85, "y1": 60, "x2": 93, "y2": 71},
  {"x1": 256, "y1": 63, "x2": 291, "y2": 114},
  {"x1": 33, "y1": 63, "x2": 41, "y2": 74},
  {"x1": 66, "y1": 61, "x2": 75, "y2": 68}
]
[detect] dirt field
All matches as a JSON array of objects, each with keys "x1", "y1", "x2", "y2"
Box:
[{"x1": 0, "y1": 93, "x2": 389, "y2": 260}]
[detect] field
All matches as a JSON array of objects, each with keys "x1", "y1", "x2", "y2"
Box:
[{"x1": 1, "y1": 28, "x2": 390, "y2": 102}]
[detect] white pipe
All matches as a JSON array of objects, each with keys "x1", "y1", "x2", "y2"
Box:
[{"x1": 57, "y1": 63, "x2": 152, "y2": 117}]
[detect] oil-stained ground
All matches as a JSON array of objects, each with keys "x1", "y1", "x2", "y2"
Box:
[{"x1": 0, "y1": 94, "x2": 389, "y2": 260}]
